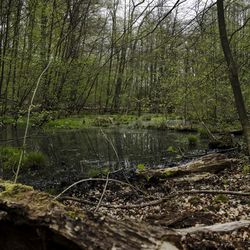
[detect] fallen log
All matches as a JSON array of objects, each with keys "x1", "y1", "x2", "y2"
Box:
[
  {"x1": 137, "y1": 153, "x2": 237, "y2": 179},
  {"x1": 0, "y1": 180, "x2": 249, "y2": 250},
  {"x1": 0, "y1": 179, "x2": 177, "y2": 250},
  {"x1": 177, "y1": 220, "x2": 250, "y2": 235}
]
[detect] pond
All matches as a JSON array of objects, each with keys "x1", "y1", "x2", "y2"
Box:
[{"x1": 0, "y1": 126, "x2": 208, "y2": 190}]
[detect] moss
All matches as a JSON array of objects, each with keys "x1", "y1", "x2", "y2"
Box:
[
  {"x1": 136, "y1": 164, "x2": 145, "y2": 171},
  {"x1": 140, "y1": 114, "x2": 152, "y2": 121},
  {"x1": 92, "y1": 116, "x2": 113, "y2": 127},
  {"x1": 167, "y1": 146, "x2": 178, "y2": 153},
  {"x1": 214, "y1": 194, "x2": 228, "y2": 204},
  {"x1": 113, "y1": 115, "x2": 136, "y2": 124},
  {"x1": 46, "y1": 117, "x2": 86, "y2": 129},
  {"x1": 163, "y1": 169, "x2": 175, "y2": 178},
  {"x1": 187, "y1": 135, "x2": 198, "y2": 146},
  {"x1": 0, "y1": 181, "x2": 33, "y2": 199},
  {"x1": 66, "y1": 210, "x2": 79, "y2": 219},
  {"x1": 242, "y1": 165, "x2": 250, "y2": 175}
]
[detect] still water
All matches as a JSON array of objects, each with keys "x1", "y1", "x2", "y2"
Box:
[{"x1": 0, "y1": 126, "x2": 208, "y2": 189}]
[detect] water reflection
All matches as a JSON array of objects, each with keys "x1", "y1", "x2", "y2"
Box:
[{"x1": 0, "y1": 126, "x2": 208, "y2": 172}]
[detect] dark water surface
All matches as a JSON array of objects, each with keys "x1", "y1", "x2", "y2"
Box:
[{"x1": 0, "y1": 126, "x2": 208, "y2": 189}]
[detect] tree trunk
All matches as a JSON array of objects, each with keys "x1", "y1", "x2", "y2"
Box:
[
  {"x1": 217, "y1": 0, "x2": 250, "y2": 155},
  {"x1": 0, "y1": 180, "x2": 178, "y2": 250}
]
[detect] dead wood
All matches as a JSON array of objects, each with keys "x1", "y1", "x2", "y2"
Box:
[
  {"x1": 60, "y1": 189, "x2": 250, "y2": 209},
  {"x1": 0, "y1": 180, "x2": 249, "y2": 250},
  {"x1": 137, "y1": 153, "x2": 237, "y2": 179},
  {"x1": 176, "y1": 220, "x2": 250, "y2": 235},
  {"x1": 0, "y1": 180, "x2": 176, "y2": 250}
]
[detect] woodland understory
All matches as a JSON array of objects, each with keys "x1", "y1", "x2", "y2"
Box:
[{"x1": 0, "y1": 0, "x2": 250, "y2": 249}]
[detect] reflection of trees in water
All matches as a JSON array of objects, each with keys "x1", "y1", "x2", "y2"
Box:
[{"x1": 0, "y1": 128, "x2": 207, "y2": 169}]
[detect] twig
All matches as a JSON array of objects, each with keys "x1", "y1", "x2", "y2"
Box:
[
  {"x1": 100, "y1": 128, "x2": 120, "y2": 166},
  {"x1": 59, "y1": 189, "x2": 250, "y2": 209},
  {"x1": 99, "y1": 128, "x2": 140, "y2": 195},
  {"x1": 14, "y1": 60, "x2": 52, "y2": 183},
  {"x1": 59, "y1": 195, "x2": 162, "y2": 209},
  {"x1": 53, "y1": 177, "x2": 144, "y2": 200},
  {"x1": 201, "y1": 121, "x2": 216, "y2": 140},
  {"x1": 94, "y1": 173, "x2": 110, "y2": 212},
  {"x1": 181, "y1": 190, "x2": 250, "y2": 196}
]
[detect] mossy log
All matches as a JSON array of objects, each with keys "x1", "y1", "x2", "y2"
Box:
[
  {"x1": 0, "y1": 180, "x2": 179, "y2": 250},
  {"x1": 0, "y1": 180, "x2": 249, "y2": 250},
  {"x1": 137, "y1": 153, "x2": 237, "y2": 180}
]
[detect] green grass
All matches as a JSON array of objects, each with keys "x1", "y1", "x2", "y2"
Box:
[
  {"x1": 187, "y1": 135, "x2": 198, "y2": 146},
  {"x1": 22, "y1": 151, "x2": 47, "y2": 169},
  {"x1": 46, "y1": 117, "x2": 87, "y2": 129},
  {"x1": 45, "y1": 115, "x2": 139, "y2": 129},
  {"x1": 0, "y1": 146, "x2": 47, "y2": 172},
  {"x1": 242, "y1": 165, "x2": 250, "y2": 175}
]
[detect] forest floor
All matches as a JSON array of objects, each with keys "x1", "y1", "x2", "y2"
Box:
[
  {"x1": 61, "y1": 151, "x2": 250, "y2": 249},
  {"x1": 1, "y1": 112, "x2": 242, "y2": 133}
]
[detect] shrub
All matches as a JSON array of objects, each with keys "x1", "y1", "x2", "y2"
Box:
[
  {"x1": 0, "y1": 146, "x2": 47, "y2": 172},
  {"x1": 140, "y1": 114, "x2": 152, "y2": 121},
  {"x1": 167, "y1": 146, "x2": 178, "y2": 153},
  {"x1": 187, "y1": 135, "x2": 198, "y2": 146},
  {"x1": 198, "y1": 128, "x2": 209, "y2": 139},
  {"x1": 23, "y1": 151, "x2": 47, "y2": 170},
  {"x1": 0, "y1": 146, "x2": 20, "y2": 170},
  {"x1": 92, "y1": 116, "x2": 113, "y2": 127}
]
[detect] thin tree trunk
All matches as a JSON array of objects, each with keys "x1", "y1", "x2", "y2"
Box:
[{"x1": 217, "y1": 0, "x2": 250, "y2": 155}]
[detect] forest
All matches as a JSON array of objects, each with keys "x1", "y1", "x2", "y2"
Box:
[{"x1": 0, "y1": 0, "x2": 249, "y2": 249}]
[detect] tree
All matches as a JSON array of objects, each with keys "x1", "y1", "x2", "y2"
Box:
[{"x1": 217, "y1": 0, "x2": 250, "y2": 155}]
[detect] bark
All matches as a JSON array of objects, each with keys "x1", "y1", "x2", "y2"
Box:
[
  {"x1": 176, "y1": 220, "x2": 250, "y2": 235},
  {"x1": 217, "y1": 0, "x2": 250, "y2": 155},
  {"x1": 0, "y1": 180, "x2": 249, "y2": 250},
  {"x1": 0, "y1": 180, "x2": 176, "y2": 250},
  {"x1": 136, "y1": 153, "x2": 237, "y2": 179}
]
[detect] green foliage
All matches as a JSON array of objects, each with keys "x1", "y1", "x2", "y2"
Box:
[
  {"x1": 198, "y1": 128, "x2": 209, "y2": 139},
  {"x1": 0, "y1": 116, "x2": 16, "y2": 125},
  {"x1": 31, "y1": 111, "x2": 58, "y2": 127},
  {"x1": 113, "y1": 115, "x2": 137, "y2": 125},
  {"x1": 187, "y1": 135, "x2": 198, "y2": 146},
  {"x1": 46, "y1": 117, "x2": 86, "y2": 129},
  {"x1": 162, "y1": 169, "x2": 178, "y2": 178},
  {"x1": 92, "y1": 116, "x2": 113, "y2": 127},
  {"x1": 242, "y1": 165, "x2": 250, "y2": 175},
  {"x1": 140, "y1": 114, "x2": 152, "y2": 121},
  {"x1": 22, "y1": 152, "x2": 47, "y2": 169},
  {"x1": 136, "y1": 163, "x2": 145, "y2": 171},
  {"x1": 84, "y1": 166, "x2": 110, "y2": 178},
  {"x1": 0, "y1": 146, "x2": 47, "y2": 171},
  {"x1": 167, "y1": 146, "x2": 178, "y2": 153},
  {"x1": 0, "y1": 146, "x2": 21, "y2": 170},
  {"x1": 214, "y1": 194, "x2": 228, "y2": 204},
  {"x1": 46, "y1": 115, "x2": 138, "y2": 129},
  {"x1": 0, "y1": 0, "x2": 249, "y2": 128}
]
